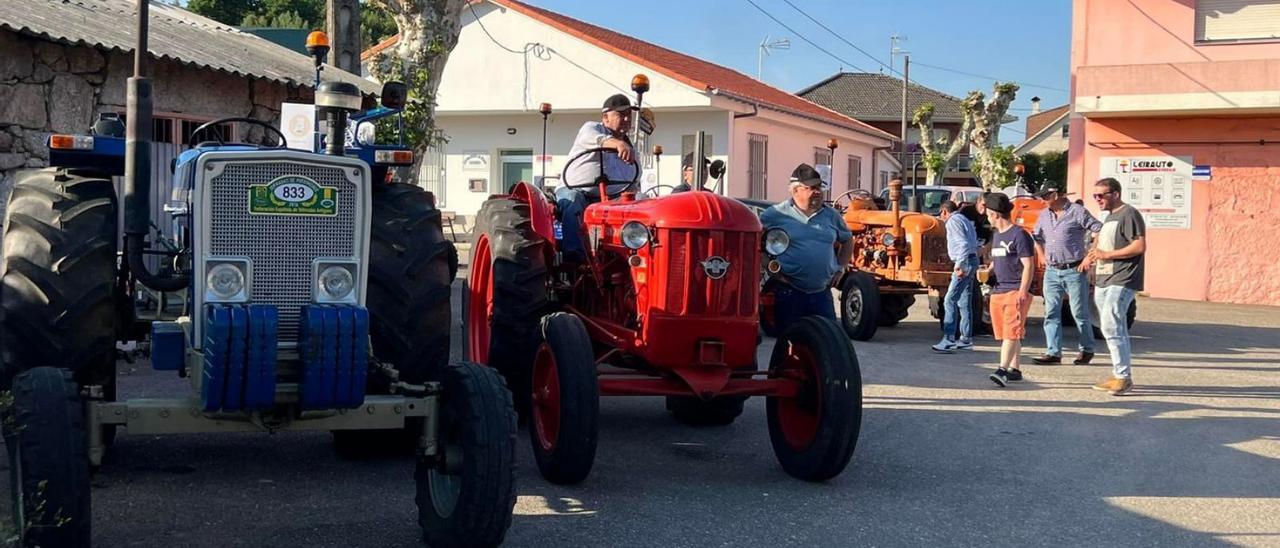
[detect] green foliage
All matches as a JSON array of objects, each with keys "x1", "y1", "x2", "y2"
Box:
[
  {"x1": 1017, "y1": 150, "x2": 1068, "y2": 194},
  {"x1": 361, "y1": 3, "x2": 399, "y2": 48},
  {"x1": 921, "y1": 151, "x2": 946, "y2": 175},
  {"x1": 911, "y1": 102, "x2": 935, "y2": 126},
  {"x1": 190, "y1": 0, "x2": 389, "y2": 40},
  {"x1": 372, "y1": 53, "x2": 448, "y2": 149},
  {"x1": 187, "y1": 0, "x2": 262, "y2": 24},
  {"x1": 983, "y1": 145, "x2": 1019, "y2": 189},
  {"x1": 242, "y1": 9, "x2": 309, "y2": 28}
]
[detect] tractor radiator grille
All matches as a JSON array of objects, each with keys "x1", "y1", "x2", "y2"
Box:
[
  {"x1": 207, "y1": 161, "x2": 360, "y2": 340},
  {"x1": 661, "y1": 229, "x2": 759, "y2": 317}
]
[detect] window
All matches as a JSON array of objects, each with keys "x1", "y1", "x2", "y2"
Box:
[
  {"x1": 748, "y1": 133, "x2": 768, "y2": 199},
  {"x1": 879, "y1": 171, "x2": 889, "y2": 193},
  {"x1": 1195, "y1": 0, "x2": 1280, "y2": 42},
  {"x1": 469, "y1": 178, "x2": 487, "y2": 192},
  {"x1": 117, "y1": 112, "x2": 236, "y2": 146},
  {"x1": 814, "y1": 147, "x2": 833, "y2": 199},
  {"x1": 1061, "y1": 124, "x2": 1070, "y2": 138},
  {"x1": 847, "y1": 155, "x2": 863, "y2": 191},
  {"x1": 681, "y1": 134, "x2": 713, "y2": 164}
]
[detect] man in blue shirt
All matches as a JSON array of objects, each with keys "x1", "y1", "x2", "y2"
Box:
[
  {"x1": 1030, "y1": 180, "x2": 1103, "y2": 366},
  {"x1": 761, "y1": 164, "x2": 854, "y2": 334},
  {"x1": 932, "y1": 200, "x2": 980, "y2": 353}
]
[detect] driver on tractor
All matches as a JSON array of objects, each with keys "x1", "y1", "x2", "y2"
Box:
[
  {"x1": 556, "y1": 93, "x2": 639, "y2": 260},
  {"x1": 761, "y1": 164, "x2": 856, "y2": 333}
]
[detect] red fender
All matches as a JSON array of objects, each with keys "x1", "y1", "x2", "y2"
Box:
[{"x1": 509, "y1": 181, "x2": 557, "y2": 250}]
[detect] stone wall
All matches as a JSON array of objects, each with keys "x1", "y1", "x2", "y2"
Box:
[{"x1": 0, "y1": 29, "x2": 310, "y2": 195}]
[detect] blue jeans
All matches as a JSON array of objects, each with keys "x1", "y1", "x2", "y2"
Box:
[
  {"x1": 554, "y1": 186, "x2": 590, "y2": 259},
  {"x1": 773, "y1": 284, "x2": 837, "y2": 335},
  {"x1": 1042, "y1": 266, "x2": 1095, "y2": 356},
  {"x1": 942, "y1": 255, "x2": 978, "y2": 342},
  {"x1": 1095, "y1": 285, "x2": 1135, "y2": 379}
]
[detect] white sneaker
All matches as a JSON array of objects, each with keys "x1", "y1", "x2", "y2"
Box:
[
  {"x1": 931, "y1": 338, "x2": 957, "y2": 353},
  {"x1": 954, "y1": 339, "x2": 974, "y2": 350}
]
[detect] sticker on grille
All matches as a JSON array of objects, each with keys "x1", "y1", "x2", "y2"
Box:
[{"x1": 208, "y1": 162, "x2": 358, "y2": 340}]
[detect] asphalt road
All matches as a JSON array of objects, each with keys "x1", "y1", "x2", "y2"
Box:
[{"x1": 3, "y1": 282, "x2": 1278, "y2": 547}]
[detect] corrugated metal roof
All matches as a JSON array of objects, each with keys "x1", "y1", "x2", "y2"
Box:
[{"x1": 0, "y1": 0, "x2": 377, "y2": 94}]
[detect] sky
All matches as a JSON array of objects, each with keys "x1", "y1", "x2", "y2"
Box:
[{"x1": 519, "y1": 0, "x2": 1073, "y2": 145}]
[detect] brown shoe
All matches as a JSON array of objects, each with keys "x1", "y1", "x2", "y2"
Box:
[
  {"x1": 1073, "y1": 351, "x2": 1095, "y2": 365},
  {"x1": 1031, "y1": 354, "x2": 1061, "y2": 365},
  {"x1": 1092, "y1": 377, "x2": 1133, "y2": 396}
]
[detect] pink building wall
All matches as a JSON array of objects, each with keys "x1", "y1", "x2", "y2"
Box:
[{"x1": 1069, "y1": 0, "x2": 1280, "y2": 306}]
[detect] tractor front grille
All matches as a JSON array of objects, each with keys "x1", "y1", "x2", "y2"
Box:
[
  {"x1": 205, "y1": 161, "x2": 362, "y2": 341},
  {"x1": 660, "y1": 229, "x2": 758, "y2": 317}
]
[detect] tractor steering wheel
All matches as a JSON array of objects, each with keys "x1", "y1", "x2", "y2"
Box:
[
  {"x1": 641, "y1": 184, "x2": 679, "y2": 198},
  {"x1": 831, "y1": 188, "x2": 874, "y2": 211},
  {"x1": 188, "y1": 117, "x2": 288, "y2": 148},
  {"x1": 561, "y1": 146, "x2": 641, "y2": 198}
]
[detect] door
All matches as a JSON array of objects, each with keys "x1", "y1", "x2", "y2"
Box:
[{"x1": 499, "y1": 149, "x2": 533, "y2": 193}]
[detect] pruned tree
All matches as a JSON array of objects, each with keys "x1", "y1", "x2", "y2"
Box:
[
  {"x1": 368, "y1": 0, "x2": 467, "y2": 179},
  {"x1": 962, "y1": 82, "x2": 1020, "y2": 190},
  {"x1": 911, "y1": 102, "x2": 972, "y2": 186}
]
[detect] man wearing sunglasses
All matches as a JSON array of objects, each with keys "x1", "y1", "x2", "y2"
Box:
[{"x1": 1083, "y1": 177, "x2": 1146, "y2": 396}]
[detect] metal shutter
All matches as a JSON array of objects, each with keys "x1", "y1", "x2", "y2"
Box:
[{"x1": 1196, "y1": 0, "x2": 1280, "y2": 42}]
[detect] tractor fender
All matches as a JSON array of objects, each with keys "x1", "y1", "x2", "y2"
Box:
[{"x1": 509, "y1": 181, "x2": 557, "y2": 248}]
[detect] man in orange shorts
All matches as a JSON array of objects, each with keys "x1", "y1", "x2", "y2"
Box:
[{"x1": 982, "y1": 193, "x2": 1034, "y2": 387}]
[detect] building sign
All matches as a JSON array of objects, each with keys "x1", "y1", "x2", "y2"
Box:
[
  {"x1": 1099, "y1": 156, "x2": 1193, "y2": 229},
  {"x1": 281, "y1": 102, "x2": 316, "y2": 151}
]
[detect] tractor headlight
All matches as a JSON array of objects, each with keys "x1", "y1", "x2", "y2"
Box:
[
  {"x1": 621, "y1": 221, "x2": 650, "y2": 250},
  {"x1": 764, "y1": 228, "x2": 790, "y2": 256},
  {"x1": 881, "y1": 233, "x2": 897, "y2": 247},
  {"x1": 205, "y1": 259, "x2": 249, "y2": 303},
  {"x1": 316, "y1": 263, "x2": 357, "y2": 303}
]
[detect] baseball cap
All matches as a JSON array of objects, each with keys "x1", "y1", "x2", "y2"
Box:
[
  {"x1": 983, "y1": 192, "x2": 1013, "y2": 214},
  {"x1": 602, "y1": 93, "x2": 632, "y2": 113},
  {"x1": 1035, "y1": 181, "x2": 1069, "y2": 198},
  {"x1": 789, "y1": 163, "x2": 827, "y2": 188}
]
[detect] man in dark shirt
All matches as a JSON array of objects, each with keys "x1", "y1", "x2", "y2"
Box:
[
  {"x1": 1084, "y1": 177, "x2": 1146, "y2": 396},
  {"x1": 983, "y1": 193, "x2": 1035, "y2": 387}
]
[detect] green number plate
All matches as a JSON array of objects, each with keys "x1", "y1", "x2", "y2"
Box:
[{"x1": 249, "y1": 175, "x2": 338, "y2": 216}]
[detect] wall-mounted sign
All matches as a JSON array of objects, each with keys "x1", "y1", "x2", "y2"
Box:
[
  {"x1": 1099, "y1": 156, "x2": 1193, "y2": 229},
  {"x1": 463, "y1": 151, "x2": 490, "y2": 172},
  {"x1": 281, "y1": 102, "x2": 315, "y2": 151}
]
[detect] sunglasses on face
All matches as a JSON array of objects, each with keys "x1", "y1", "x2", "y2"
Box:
[{"x1": 1092, "y1": 191, "x2": 1115, "y2": 199}]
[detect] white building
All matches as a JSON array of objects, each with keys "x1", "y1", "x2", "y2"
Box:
[{"x1": 363, "y1": 0, "x2": 897, "y2": 220}]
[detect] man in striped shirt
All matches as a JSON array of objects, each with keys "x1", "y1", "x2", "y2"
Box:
[{"x1": 1030, "y1": 181, "x2": 1103, "y2": 365}]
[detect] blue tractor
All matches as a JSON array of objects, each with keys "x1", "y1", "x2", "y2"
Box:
[{"x1": 0, "y1": 3, "x2": 515, "y2": 547}]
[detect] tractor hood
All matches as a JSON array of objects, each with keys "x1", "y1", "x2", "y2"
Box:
[
  {"x1": 845, "y1": 209, "x2": 943, "y2": 234},
  {"x1": 584, "y1": 191, "x2": 762, "y2": 232}
]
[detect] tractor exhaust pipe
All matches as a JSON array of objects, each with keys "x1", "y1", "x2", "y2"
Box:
[{"x1": 125, "y1": 0, "x2": 187, "y2": 292}]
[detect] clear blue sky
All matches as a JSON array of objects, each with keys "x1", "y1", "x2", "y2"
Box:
[{"x1": 523, "y1": 0, "x2": 1072, "y2": 144}]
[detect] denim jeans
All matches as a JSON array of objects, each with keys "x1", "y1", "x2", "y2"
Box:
[
  {"x1": 554, "y1": 186, "x2": 590, "y2": 259},
  {"x1": 1042, "y1": 266, "x2": 1095, "y2": 357},
  {"x1": 773, "y1": 284, "x2": 837, "y2": 335},
  {"x1": 1095, "y1": 285, "x2": 1136, "y2": 379},
  {"x1": 942, "y1": 255, "x2": 978, "y2": 342}
]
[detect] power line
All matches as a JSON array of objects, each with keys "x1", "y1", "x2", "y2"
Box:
[
  {"x1": 743, "y1": 0, "x2": 870, "y2": 74},
  {"x1": 912, "y1": 61, "x2": 1068, "y2": 93},
  {"x1": 779, "y1": 0, "x2": 898, "y2": 76}
]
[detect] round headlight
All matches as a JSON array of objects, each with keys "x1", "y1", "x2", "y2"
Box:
[
  {"x1": 621, "y1": 221, "x2": 650, "y2": 250},
  {"x1": 207, "y1": 263, "x2": 245, "y2": 300},
  {"x1": 881, "y1": 233, "x2": 897, "y2": 247},
  {"x1": 318, "y1": 265, "x2": 355, "y2": 300},
  {"x1": 764, "y1": 228, "x2": 790, "y2": 256}
]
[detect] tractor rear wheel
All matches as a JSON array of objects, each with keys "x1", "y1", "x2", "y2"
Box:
[
  {"x1": 665, "y1": 395, "x2": 747, "y2": 427},
  {"x1": 416, "y1": 361, "x2": 517, "y2": 548},
  {"x1": 530, "y1": 313, "x2": 599, "y2": 485},
  {"x1": 766, "y1": 316, "x2": 862, "y2": 482},
  {"x1": 877, "y1": 294, "x2": 915, "y2": 327},
  {"x1": 839, "y1": 271, "x2": 881, "y2": 341},
  {"x1": 465, "y1": 198, "x2": 550, "y2": 419},
  {"x1": 4, "y1": 367, "x2": 91, "y2": 547}
]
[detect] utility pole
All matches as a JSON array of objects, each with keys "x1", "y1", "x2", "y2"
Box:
[
  {"x1": 326, "y1": 0, "x2": 361, "y2": 74},
  {"x1": 900, "y1": 56, "x2": 910, "y2": 189}
]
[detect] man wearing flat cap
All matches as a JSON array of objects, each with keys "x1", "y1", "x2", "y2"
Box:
[
  {"x1": 1030, "y1": 180, "x2": 1102, "y2": 366},
  {"x1": 760, "y1": 164, "x2": 854, "y2": 334},
  {"x1": 672, "y1": 152, "x2": 708, "y2": 193},
  {"x1": 982, "y1": 192, "x2": 1036, "y2": 387},
  {"x1": 556, "y1": 93, "x2": 640, "y2": 259}
]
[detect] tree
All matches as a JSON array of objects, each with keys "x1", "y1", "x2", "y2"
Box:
[
  {"x1": 962, "y1": 82, "x2": 1020, "y2": 190},
  {"x1": 1017, "y1": 150, "x2": 1067, "y2": 195},
  {"x1": 361, "y1": 3, "x2": 399, "y2": 48},
  {"x1": 368, "y1": 0, "x2": 468, "y2": 178},
  {"x1": 912, "y1": 102, "x2": 972, "y2": 186},
  {"x1": 241, "y1": 10, "x2": 309, "y2": 28},
  {"x1": 187, "y1": 0, "x2": 261, "y2": 24}
]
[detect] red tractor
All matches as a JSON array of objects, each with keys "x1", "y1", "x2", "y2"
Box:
[{"x1": 465, "y1": 76, "x2": 862, "y2": 485}]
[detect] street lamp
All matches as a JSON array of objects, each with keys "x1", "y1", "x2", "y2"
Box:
[
  {"x1": 539, "y1": 102, "x2": 552, "y2": 188},
  {"x1": 826, "y1": 138, "x2": 838, "y2": 196},
  {"x1": 757, "y1": 36, "x2": 790, "y2": 80},
  {"x1": 653, "y1": 145, "x2": 663, "y2": 187}
]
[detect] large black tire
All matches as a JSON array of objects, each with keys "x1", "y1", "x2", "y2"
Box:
[
  {"x1": 529, "y1": 313, "x2": 599, "y2": 485},
  {"x1": 416, "y1": 362, "x2": 517, "y2": 548},
  {"x1": 766, "y1": 317, "x2": 862, "y2": 482},
  {"x1": 4, "y1": 367, "x2": 91, "y2": 547},
  {"x1": 877, "y1": 294, "x2": 914, "y2": 327},
  {"x1": 465, "y1": 198, "x2": 550, "y2": 419},
  {"x1": 0, "y1": 168, "x2": 117, "y2": 392},
  {"x1": 368, "y1": 182, "x2": 455, "y2": 385},
  {"x1": 839, "y1": 271, "x2": 881, "y2": 341},
  {"x1": 665, "y1": 395, "x2": 747, "y2": 427}
]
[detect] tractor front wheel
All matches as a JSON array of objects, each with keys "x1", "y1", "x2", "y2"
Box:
[
  {"x1": 416, "y1": 362, "x2": 517, "y2": 548},
  {"x1": 530, "y1": 313, "x2": 599, "y2": 485},
  {"x1": 839, "y1": 271, "x2": 881, "y2": 341},
  {"x1": 4, "y1": 367, "x2": 91, "y2": 547},
  {"x1": 767, "y1": 316, "x2": 862, "y2": 482}
]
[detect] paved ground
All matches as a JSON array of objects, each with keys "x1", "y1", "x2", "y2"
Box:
[{"x1": 2, "y1": 281, "x2": 1278, "y2": 547}]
